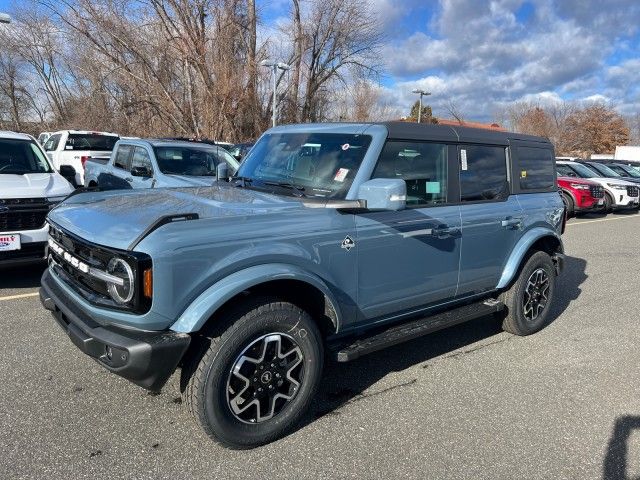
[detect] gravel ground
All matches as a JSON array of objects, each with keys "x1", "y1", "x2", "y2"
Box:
[{"x1": 1, "y1": 212, "x2": 638, "y2": 479}]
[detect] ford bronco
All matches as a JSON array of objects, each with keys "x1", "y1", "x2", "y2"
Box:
[{"x1": 39, "y1": 122, "x2": 565, "y2": 448}]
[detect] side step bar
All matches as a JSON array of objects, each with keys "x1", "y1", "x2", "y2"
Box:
[{"x1": 330, "y1": 299, "x2": 504, "y2": 362}]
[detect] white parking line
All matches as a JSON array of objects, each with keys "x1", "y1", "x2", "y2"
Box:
[
  {"x1": 568, "y1": 215, "x2": 639, "y2": 226},
  {"x1": 0, "y1": 292, "x2": 39, "y2": 302}
]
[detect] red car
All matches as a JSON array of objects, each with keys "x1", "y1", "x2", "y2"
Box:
[{"x1": 557, "y1": 176, "x2": 604, "y2": 216}]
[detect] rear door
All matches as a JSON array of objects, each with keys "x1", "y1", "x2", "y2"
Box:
[
  {"x1": 102, "y1": 144, "x2": 133, "y2": 189},
  {"x1": 457, "y1": 144, "x2": 523, "y2": 296},
  {"x1": 43, "y1": 134, "x2": 62, "y2": 167},
  {"x1": 355, "y1": 140, "x2": 461, "y2": 320}
]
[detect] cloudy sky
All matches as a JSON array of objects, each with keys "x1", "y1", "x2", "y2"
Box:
[{"x1": 265, "y1": 0, "x2": 640, "y2": 122}]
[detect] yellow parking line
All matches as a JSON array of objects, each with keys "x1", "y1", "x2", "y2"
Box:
[
  {"x1": 0, "y1": 292, "x2": 39, "y2": 302},
  {"x1": 568, "y1": 215, "x2": 639, "y2": 226}
]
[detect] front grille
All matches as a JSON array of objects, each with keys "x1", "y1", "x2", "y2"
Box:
[
  {"x1": 627, "y1": 186, "x2": 639, "y2": 197},
  {"x1": 590, "y1": 185, "x2": 604, "y2": 198},
  {"x1": 0, "y1": 198, "x2": 51, "y2": 232}
]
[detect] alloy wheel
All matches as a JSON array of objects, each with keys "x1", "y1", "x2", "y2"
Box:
[{"x1": 523, "y1": 268, "x2": 550, "y2": 322}]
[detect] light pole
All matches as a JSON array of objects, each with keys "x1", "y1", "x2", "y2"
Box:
[
  {"x1": 261, "y1": 59, "x2": 290, "y2": 127},
  {"x1": 411, "y1": 89, "x2": 431, "y2": 123},
  {"x1": 0, "y1": 13, "x2": 11, "y2": 24}
]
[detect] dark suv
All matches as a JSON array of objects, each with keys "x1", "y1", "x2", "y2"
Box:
[{"x1": 40, "y1": 122, "x2": 565, "y2": 448}]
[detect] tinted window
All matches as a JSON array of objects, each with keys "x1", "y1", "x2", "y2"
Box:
[
  {"x1": 114, "y1": 145, "x2": 133, "y2": 170},
  {"x1": 65, "y1": 134, "x2": 119, "y2": 151},
  {"x1": 460, "y1": 145, "x2": 508, "y2": 202},
  {"x1": 44, "y1": 134, "x2": 61, "y2": 152},
  {"x1": 517, "y1": 147, "x2": 555, "y2": 190},
  {"x1": 131, "y1": 147, "x2": 152, "y2": 172},
  {"x1": 0, "y1": 139, "x2": 52, "y2": 174},
  {"x1": 373, "y1": 141, "x2": 447, "y2": 206},
  {"x1": 556, "y1": 164, "x2": 578, "y2": 177}
]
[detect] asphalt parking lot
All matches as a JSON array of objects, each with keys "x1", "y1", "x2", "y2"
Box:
[{"x1": 1, "y1": 212, "x2": 639, "y2": 479}]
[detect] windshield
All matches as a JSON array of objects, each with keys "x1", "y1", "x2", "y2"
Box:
[
  {"x1": 153, "y1": 145, "x2": 240, "y2": 176},
  {"x1": 0, "y1": 139, "x2": 52, "y2": 174},
  {"x1": 613, "y1": 164, "x2": 640, "y2": 178},
  {"x1": 65, "y1": 133, "x2": 119, "y2": 151},
  {"x1": 236, "y1": 133, "x2": 372, "y2": 198},
  {"x1": 589, "y1": 163, "x2": 620, "y2": 177},
  {"x1": 569, "y1": 162, "x2": 601, "y2": 178}
]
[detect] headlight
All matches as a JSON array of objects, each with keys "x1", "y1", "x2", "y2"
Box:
[
  {"x1": 570, "y1": 183, "x2": 590, "y2": 190},
  {"x1": 46, "y1": 195, "x2": 68, "y2": 203},
  {"x1": 607, "y1": 183, "x2": 627, "y2": 190},
  {"x1": 106, "y1": 257, "x2": 135, "y2": 304}
]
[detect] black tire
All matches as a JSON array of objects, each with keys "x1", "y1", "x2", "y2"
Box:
[
  {"x1": 500, "y1": 251, "x2": 556, "y2": 336},
  {"x1": 561, "y1": 192, "x2": 574, "y2": 218},
  {"x1": 603, "y1": 191, "x2": 614, "y2": 213},
  {"x1": 183, "y1": 297, "x2": 323, "y2": 449}
]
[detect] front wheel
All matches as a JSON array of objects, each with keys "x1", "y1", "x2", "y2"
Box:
[
  {"x1": 603, "y1": 191, "x2": 614, "y2": 213},
  {"x1": 183, "y1": 298, "x2": 323, "y2": 449},
  {"x1": 561, "y1": 192, "x2": 574, "y2": 218},
  {"x1": 500, "y1": 251, "x2": 556, "y2": 336}
]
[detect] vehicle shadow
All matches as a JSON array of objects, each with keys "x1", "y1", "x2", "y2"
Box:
[
  {"x1": 603, "y1": 415, "x2": 640, "y2": 479},
  {"x1": 0, "y1": 262, "x2": 46, "y2": 290},
  {"x1": 306, "y1": 255, "x2": 588, "y2": 424}
]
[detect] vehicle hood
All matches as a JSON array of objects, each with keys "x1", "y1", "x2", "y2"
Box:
[
  {"x1": 587, "y1": 177, "x2": 638, "y2": 187},
  {"x1": 0, "y1": 172, "x2": 73, "y2": 199},
  {"x1": 557, "y1": 176, "x2": 595, "y2": 185},
  {"x1": 47, "y1": 184, "x2": 306, "y2": 250}
]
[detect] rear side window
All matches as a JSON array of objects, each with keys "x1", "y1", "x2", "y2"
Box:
[
  {"x1": 373, "y1": 141, "x2": 448, "y2": 206},
  {"x1": 65, "y1": 134, "x2": 119, "y2": 151},
  {"x1": 460, "y1": 145, "x2": 508, "y2": 202},
  {"x1": 114, "y1": 145, "x2": 133, "y2": 170},
  {"x1": 517, "y1": 147, "x2": 555, "y2": 191},
  {"x1": 44, "y1": 134, "x2": 61, "y2": 152}
]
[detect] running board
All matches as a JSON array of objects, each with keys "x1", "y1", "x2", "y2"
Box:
[{"x1": 330, "y1": 299, "x2": 504, "y2": 362}]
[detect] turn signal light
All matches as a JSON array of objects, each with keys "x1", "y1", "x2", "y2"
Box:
[{"x1": 143, "y1": 268, "x2": 153, "y2": 299}]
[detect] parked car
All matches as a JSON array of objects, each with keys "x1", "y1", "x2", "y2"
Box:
[
  {"x1": 43, "y1": 130, "x2": 119, "y2": 187},
  {"x1": 557, "y1": 176, "x2": 604, "y2": 216},
  {"x1": 556, "y1": 161, "x2": 639, "y2": 211},
  {"x1": 84, "y1": 139, "x2": 240, "y2": 189},
  {"x1": 227, "y1": 142, "x2": 254, "y2": 160},
  {"x1": 579, "y1": 161, "x2": 640, "y2": 187},
  {"x1": 40, "y1": 122, "x2": 565, "y2": 448},
  {"x1": 0, "y1": 131, "x2": 74, "y2": 266},
  {"x1": 607, "y1": 163, "x2": 640, "y2": 179}
]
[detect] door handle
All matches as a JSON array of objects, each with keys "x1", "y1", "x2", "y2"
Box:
[
  {"x1": 432, "y1": 225, "x2": 460, "y2": 239},
  {"x1": 125, "y1": 177, "x2": 133, "y2": 182},
  {"x1": 501, "y1": 217, "x2": 523, "y2": 229}
]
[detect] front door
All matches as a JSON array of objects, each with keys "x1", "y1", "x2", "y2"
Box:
[{"x1": 355, "y1": 140, "x2": 461, "y2": 320}]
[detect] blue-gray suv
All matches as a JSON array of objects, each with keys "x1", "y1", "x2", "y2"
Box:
[{"x1": 39, "y1": 122, "x2": 565, "y2": 448}]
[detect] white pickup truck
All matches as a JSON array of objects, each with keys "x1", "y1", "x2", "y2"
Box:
[{"x1": 43, "y1": 130, "x2": 119, "y2": 187}]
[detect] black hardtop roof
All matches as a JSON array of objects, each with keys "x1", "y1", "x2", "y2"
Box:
[{"x1": 379, "y1": 121, "x2": 551, "y2": 146}]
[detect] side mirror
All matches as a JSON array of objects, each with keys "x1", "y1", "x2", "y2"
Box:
[
  {"x1": 59, "y1": 165, "x2": 76, "y2": 185},
  {"x1": 216, "y1": 162, "x2": 229, "y2": 180},
  {"x1": 358, "y1": 178, "x2": 406, "y2": 211},
  {"x1": 131, "y1": 166, "x2": 152, "y2": 177}
]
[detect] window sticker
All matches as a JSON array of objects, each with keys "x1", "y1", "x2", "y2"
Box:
[
  {"x1": 521, "y1": 170, "x2": 527, "y2": 178},
  {"x1": 426, "y1": 181, "x2": 441, "y2": 194},
  {"x1": 334, "y1": 168, "x2": 349, "y2": 182},
  {"x1": 461, "y1": 149, "x2": 468, "y2": 171}
]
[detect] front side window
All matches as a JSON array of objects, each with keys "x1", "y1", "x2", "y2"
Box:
[
  {"x1": 131, "y1": 147, "x2": 152, "y2": 172},
  {"x1": 569, "y1": 162, "x2": 600, "y2": 178},
  {"x1": 460, "y1": 145, "x2": 508, "y2": 202},
  {"x1": 588, "y1": 163, "x2": 620, "y2": 177},
  {"x1": 236, "y1": 133, "x2": 372, "y2": 198},
  {"x1": 153, "y1": 145, "x2": 239, "y2": 176},
  {"x1": 373, "y1": 141, "x2": 447, "y2": 206},
  {"x1": 556, "y1": 164, "x2": 578, "y2": 177},
  {"x1": 517, "y1": 147, "x2": 555, "y2": 190},
  {"x1": 0, "y1": 139, "x2": 52, "y2": 174},
  {"x1": 65, "y1": 134, "x2": 119, "y2": 151}
]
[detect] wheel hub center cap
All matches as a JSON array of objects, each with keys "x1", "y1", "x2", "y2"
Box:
[{"x1": 260, "y1": 371, "x2": 273, "y2": 384}]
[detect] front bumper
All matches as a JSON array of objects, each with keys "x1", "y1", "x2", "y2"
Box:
[
  {"x1": 40, "y1": 269, "x2": 190, "y2": 391},
  {"x1": 612, "y1": 192, "x2": 639, "y2": 209},
  {"x1": 0, "y1": 225, "x2": 49, "y2": 266}
]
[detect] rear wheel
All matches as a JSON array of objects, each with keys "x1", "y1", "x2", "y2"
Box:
[
  {"x1": 500, "y1": 251, "x2": 556, "y2": 336},
  {"x1": 183, "y1": 298, "x2": 323, "y2": 449}
]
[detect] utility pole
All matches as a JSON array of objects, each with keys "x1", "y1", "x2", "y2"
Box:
[
  {"x1": 411, "y1": 89, "x2": 431, "y2": 123},
  {"x1": 260, "y1": 60, "x2": 291, "y2": 127}
]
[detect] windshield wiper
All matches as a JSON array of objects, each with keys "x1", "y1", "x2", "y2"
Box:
[
  {"x1": 230, "y1": 176, "x2": 254, "y2": 187},
  {"x1": 263, "y1": 181, "x2": 306, "y2": 197}
]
